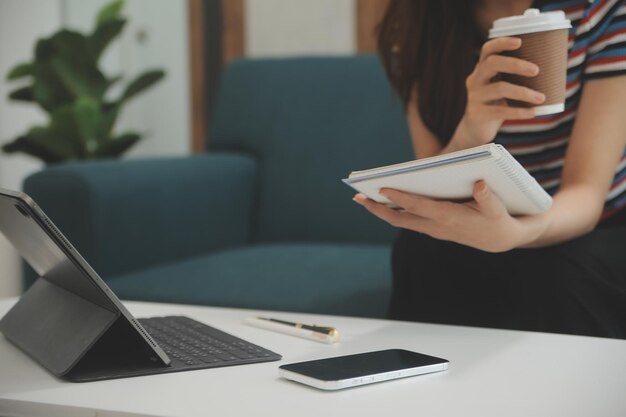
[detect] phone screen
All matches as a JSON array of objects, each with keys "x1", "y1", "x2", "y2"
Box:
[{"x1": 279, "y1": 349, "x2": 448, "y2": 381}]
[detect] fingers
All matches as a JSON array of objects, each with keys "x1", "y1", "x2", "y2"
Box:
[
  {"x1": 472, "y1": 181, "x2": 507, "y2": 217},
  {"x1": 474, "y1": 55, "x2": 539, "y2": 85},
  {"x1": 465, "y1": 81, "x2": 542, "y2": 123},
  {"x1": 353, "y1": 193, "x2": 432, "y2": 230},
  {"x1": 473, "y1": 38, "x2": 539, "y2": 87},
  {"x1": 484, "y1": 105, "x2": 536, "y2": 121},
  {"x1": 461, "y1": 37, "x2": 543, "y2": 144},
  {"x1": 354, "y1": 187, "x2": 510, "y2": 249},
  {"x1": 378, "y1": 189, "x2": 442, "y2": 219},
  {"x1": 478, "y1": 81, "x2": 545, "y2": 105},
  {"x1": 465, "y1": 103, "x2": 536, "y2": 122},
  {"x1": 354, "y1": 185, "x2": 507, "y2": 228},
  {"x1": 479, "y1": 37, "x2": 521, "y2": 62}
]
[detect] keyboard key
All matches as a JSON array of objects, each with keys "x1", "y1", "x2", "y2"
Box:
[
  {"x1": 229, "y1": 349, "x2": 256, "y2": 359},
  {"x1": 138, "y1": 316, "x2": 280, "y2": 369},
  {"x1": 200, "y1": 355, "x2": 220, "y2": 364},
  {"x1": 214, "y1": 353, "x2": 238, "y2": 361}
]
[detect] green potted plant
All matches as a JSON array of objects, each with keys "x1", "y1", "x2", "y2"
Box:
[{"x1": 2, "y1": 0, "x2": 165, "y2": 164}]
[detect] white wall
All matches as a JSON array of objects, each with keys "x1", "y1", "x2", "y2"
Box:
[{"x1": 245, "y1": 0, "x2": 355, "y2": 57}]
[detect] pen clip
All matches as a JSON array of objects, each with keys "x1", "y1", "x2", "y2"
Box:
[
  {"x1": 312, "y1": 325, "x2": 340, "y2": 342},
  {"x1": 311, "y1": 325, "x2": 336, "y2": 333}
]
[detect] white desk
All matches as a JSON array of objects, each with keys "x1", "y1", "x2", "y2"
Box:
[{"x1": 0, "y1": 298, "x2": 625, "y2": 417}]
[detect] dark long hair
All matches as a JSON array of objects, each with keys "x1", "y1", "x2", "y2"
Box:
[
  {"x1": 376, "y1": 1, "x2": 565, "y2": 145},
  {"x1": 377, "y1": 0, "x2": 481, "y2": 145}
]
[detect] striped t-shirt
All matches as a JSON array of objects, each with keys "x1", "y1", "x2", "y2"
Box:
[{"x1": 495, "y1": 0, "x2": 626, "y2": 220}]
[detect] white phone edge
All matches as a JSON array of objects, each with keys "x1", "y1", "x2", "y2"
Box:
[{"x1": 278, "y1": 362, "x2": 449, "y2": 391}]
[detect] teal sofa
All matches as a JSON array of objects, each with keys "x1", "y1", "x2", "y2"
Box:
[{"x1": 23, "y1": 55, "x2": 412, "y2": 318}]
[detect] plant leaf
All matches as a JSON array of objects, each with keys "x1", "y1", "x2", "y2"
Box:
[
  {"x1": 31, "y1": 67, "x2": 74, "y2": 111},
  {"x1": 48, "y1": 106, "x2": 89, "y2": 158},
  {"x1": 2, "y1": 136, "x2": 65, "y2": 164},
  {"x1": 9, "y1": 86, "x2": 35, "y2": 102},
  {"x1": 95, "y1": 132, "x2": 140, "y2": 157},
  {"x1": 47, "y1": 30, "x2": 96, "y2": 63},
  {"x1": 73, "y1": 96, "x2": 103, "y2": 154},
  {"x1": 34, "y1": 37, "x2": 55, "y2": 60},
  {"x1": 1, "y1": 126, "x2": 77, "y2": 164},
  {"x1": 32, "y1": 30, "x2": 108, "y2": 105},
  {"x1": 32, "y1": 39, "x2": 75, "y2": 110},
  {"x1": 7, "y1": 63, "x2": 34, "y2": 81},
  {"x1": 99, "y1": 102, "x2": 121, "y2": 138},
  {"x1": 96, "y1": 0, "x2": 124, "y2": 25},
  {"x1": 107, "y1": 74, "x2": 123, "y2": 87},
  {"x1": 32, "y1": 32, "x2": 107, "y2": 110},
  {"x1": 121, "y1": 69, "x2": 165, "y2": 102},
  {"x1": 48, "y1": 57, "x2": 107, "y2": 100},
  {"x1": 89, "y1": 18, "x2": 126, "y2": 61}
]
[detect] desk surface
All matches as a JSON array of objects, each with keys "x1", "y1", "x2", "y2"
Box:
[{"x1": 0, "y1": 298, "x2": 625, "y2": 417}]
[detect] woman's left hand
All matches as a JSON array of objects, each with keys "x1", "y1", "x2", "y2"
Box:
[{"x1": 354, "y1": 181, "x2": 524, "y2": 253}]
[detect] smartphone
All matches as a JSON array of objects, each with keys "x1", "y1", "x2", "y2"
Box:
[{"x1": 279, "y1": 349, "x2": 449, "y2": 390}]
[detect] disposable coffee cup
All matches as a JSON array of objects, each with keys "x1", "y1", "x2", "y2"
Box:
[{"x1": 489, "y1": 9, "x2": 571, "y2": 116}]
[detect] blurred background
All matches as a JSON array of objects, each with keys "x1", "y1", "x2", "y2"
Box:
[{"x1": 0, "y1": 0, "x2": 388, "y2": 298}]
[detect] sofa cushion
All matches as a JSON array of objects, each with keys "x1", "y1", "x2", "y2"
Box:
[
  {"x1": 23, "y1": 154, "x2": 257, "y2": 284},
  {"x1": 106, "y1": 243, "x2": 392, "y2": 318},
  {"x1": 209, "y1": 56, "x2": 413, "y2": 245}
]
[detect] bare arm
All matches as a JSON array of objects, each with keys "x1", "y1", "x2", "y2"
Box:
[
  {"x1": 356, "y1": 75, "x2": 626, "y2": 251},
  {"x1": 408, "y1": 37, "x2": 543, "y2": 159},
  {"x1": 517, "y1": 75, "x2": 626, "y2": 247}
]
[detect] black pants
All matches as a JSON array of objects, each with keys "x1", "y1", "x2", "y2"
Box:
[{"x1": 389, "y1": 214, "x2": 626, "y2": 339}]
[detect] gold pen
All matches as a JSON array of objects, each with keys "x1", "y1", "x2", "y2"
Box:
[{"x1": 244, "y1": 317, "x2": 340, "y2": 344}]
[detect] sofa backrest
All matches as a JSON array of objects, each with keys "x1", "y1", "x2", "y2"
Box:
[{"x1": 209, "y1": 55, "x2": 413, "y2": 244}]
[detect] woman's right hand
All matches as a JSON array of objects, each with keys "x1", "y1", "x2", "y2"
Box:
[{"x1": 452, "y1": 37, "x2": 547, "y2": 149}]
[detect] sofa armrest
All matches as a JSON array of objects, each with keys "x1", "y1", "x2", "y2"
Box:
[{"x1": 24, "y1": 152, "x2": 257, "y2": 281}]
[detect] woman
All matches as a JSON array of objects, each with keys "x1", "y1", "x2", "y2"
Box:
[{"x1": 353, "y1": 0, "x2": 626, "y2": 338}]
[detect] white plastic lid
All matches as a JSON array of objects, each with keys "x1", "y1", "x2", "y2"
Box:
[{"x1": 488, "y1": 9, "x2": 571, "y2": 38}]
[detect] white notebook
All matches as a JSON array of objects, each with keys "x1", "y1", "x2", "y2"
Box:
[{"x1": 343, "y1": 144, "x2": 552, "y2": 215}]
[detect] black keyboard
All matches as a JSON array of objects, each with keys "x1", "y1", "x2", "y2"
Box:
[{"x1": 138, "y1": 316, "x2": 281, "y2": 370}]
